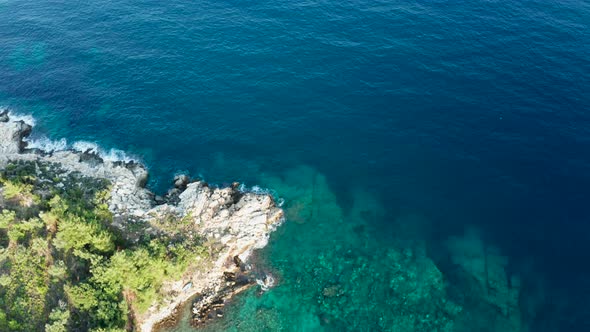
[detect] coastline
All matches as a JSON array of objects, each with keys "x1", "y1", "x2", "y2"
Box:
[
  {"x1": 0, "y1": 109, "x2": 284, "y2": 331},
  {"x1": 152, "y1": 250, "x2": 273, "y2": 331}
]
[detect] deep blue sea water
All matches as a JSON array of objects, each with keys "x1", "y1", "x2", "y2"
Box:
[{"x1": 1, "y1": 0, "x2": 590, "y2": 331}]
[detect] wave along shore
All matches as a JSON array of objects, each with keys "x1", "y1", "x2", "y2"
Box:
[{"x1": 0, "y1": 109, "x2": 284, "y2": 331}]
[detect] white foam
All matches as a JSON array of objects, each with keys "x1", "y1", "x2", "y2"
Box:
[
  {"x1": 72, "y1": 141, "x2": 100, "y2": 154},
  {"x1": 237, "y1": 184, "x2": 283, "y2": 205},
  {"x1": 239, "y1": 184, "x2": 271, "y2": 194},
  {"x1": 251, "y1": 185, "x2": 277, "y2": 196},
  {"x1": 27, "y1": 136, "x2": 137, "y2": 162},
  {"x1": 256, "y1": 273, "x2": 275, "y2": 292},
  {"x1": 3, "y1": 111, "x2": 137, "y2": 163},
  {"x1": 3, "y1": 107, "x2": 37, "y2": 126},
  {"x1": 27, "y1": 137, "x2": 68, "y2": 152},
  {"x1": 103, "y1": 148, "x2": 135, "y2": 163},
  {"x1": 72, "y1": 141, "x2": 136, "y2": 163}
]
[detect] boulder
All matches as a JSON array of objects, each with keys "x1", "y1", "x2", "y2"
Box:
[
  {"x1": 174, "y1": 174, "x2": 190, "y2": 189},
  {"x1": 0, "y1": 110, "x2": 8, "y2": 122}
]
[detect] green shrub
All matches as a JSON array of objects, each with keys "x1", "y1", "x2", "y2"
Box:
[{"x1": 0, "y1": 162, "x2": 207, "y2": 330}]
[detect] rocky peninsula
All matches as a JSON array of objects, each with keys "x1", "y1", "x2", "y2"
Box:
[{"x1": 0, "y1": 110, "x2": 284, "y2": 331}]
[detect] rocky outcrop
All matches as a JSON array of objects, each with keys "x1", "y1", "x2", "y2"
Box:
[
  {"x1": 0, "y1": 120, "x2": 32, "y2": 155},
  {"x1": 141, "y1": 181, "x2": 282, "y2": 331},
  {"x1": 0, "y1": 109, "x2": 9, "y2": 123},
  {"x1": 0, "y1": 112, "x2": 284, "y2": 331}
]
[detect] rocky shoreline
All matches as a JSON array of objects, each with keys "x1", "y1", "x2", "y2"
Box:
[
  {"x1": 153, "y1": 252, "x2": 275, "y2": 331},
  {"x1": 0, "y1": 110, "x2": 284, "y2": 331}
]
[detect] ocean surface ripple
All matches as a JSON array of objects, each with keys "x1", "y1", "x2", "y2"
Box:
[{"x1": 1, "y1": 0, "x2": 589, "y2": 331}]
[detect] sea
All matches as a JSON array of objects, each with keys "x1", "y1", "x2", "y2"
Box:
[{"x1": 1, "y1": 0, "x2": 589, "y2": 331}]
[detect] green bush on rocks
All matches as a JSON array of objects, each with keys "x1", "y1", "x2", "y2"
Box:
[{"x1": 0, "y1": 161, "x2": 207, "y2": 331}]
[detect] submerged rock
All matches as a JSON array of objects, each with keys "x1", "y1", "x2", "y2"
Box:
[{"x1": 445, "y1": 228, "x2": 522, "y2": 331}]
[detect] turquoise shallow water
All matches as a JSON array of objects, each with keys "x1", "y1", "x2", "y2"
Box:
[{"x1": 1, "y1": 0, "x2": 590, "y2": 330}]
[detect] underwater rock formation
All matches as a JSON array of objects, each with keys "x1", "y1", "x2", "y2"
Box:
[
  {"x1": 0, "y1": 113, "x2": 284, "y2": 331},
  {"x1": 199, "y1": 168, "x2": 464, "y2": 332},
  {"x1": 445, "y1": 228, "x2": 522, "y2": 331}
]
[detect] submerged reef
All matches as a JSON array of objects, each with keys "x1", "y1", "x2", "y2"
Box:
[
  {"x1": 0, "y1": 111, "x2": 283, "y2": 331},
  {"x1": 443, "y1": 228, "x2": 522, "y2": 331},
  {"x1": 196, "y1": 165, "x2": 544, "y2": 332}
]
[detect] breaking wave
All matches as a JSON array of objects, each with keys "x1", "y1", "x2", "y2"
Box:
[
  {"x1": 3, "y1": 108, "x2": 137, "y2": 163},
  {"x1": 238, "y1": 184, "x2": 285, "y2": 206},
  {"x1": 2, "y1": 107, "x2": 37, "y2": 126}
]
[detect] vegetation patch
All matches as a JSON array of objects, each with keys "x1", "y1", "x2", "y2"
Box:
[{"x1": 0, "y1": 161, "x2": 207, "y2": 331}]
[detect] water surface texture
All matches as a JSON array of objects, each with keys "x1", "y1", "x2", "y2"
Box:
[{"x1": 1, "y1": 0, "x2": 590, "y2": 331}]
